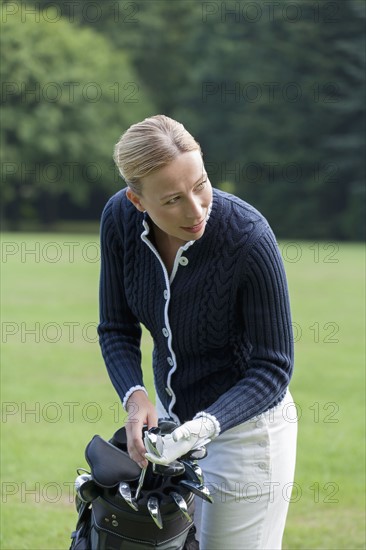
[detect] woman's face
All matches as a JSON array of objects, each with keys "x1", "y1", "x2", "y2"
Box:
[{"x1": 127, "y1": 150, "x2": 212, "y2": 245}]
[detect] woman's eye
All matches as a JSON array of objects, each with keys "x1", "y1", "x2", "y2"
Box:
[
  {"x1": 195, "y1": 180, "x2": 206, "y2": 191},
  {"x1": 166, "y1": 196, "x2": 180, "y2": 205},
  {"x1": 165, "y1": 180, "x2": 207, "y2": 205}
]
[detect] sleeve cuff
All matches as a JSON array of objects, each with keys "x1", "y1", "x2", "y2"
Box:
[
  {"x1": 122, "y1": 385, "x2": 148, "y2": 410},
  {"x1": 193, "y1": 411, "x2": 221, "y2": 439}
]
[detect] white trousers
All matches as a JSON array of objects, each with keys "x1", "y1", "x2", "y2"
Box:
[{"x1": 157, "y1": 390, "x2": 297, "y2": 550}]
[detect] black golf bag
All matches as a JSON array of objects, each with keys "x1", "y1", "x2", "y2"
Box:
[{"x1": 69, "y1": 421, "x2": 211, "y2": 550}]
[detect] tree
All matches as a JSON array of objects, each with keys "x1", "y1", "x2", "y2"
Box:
[
  {"x1": 1, "y1": 0, "x2": 154, "y2": 226},
  {"x1": 84, "y1": 0, "x2": 364, "y2": 239},
  {"x1": 317, "y1": 0, "x2": 366, "y2": 240},
  {"x1": 3, "y1": 0, "x2": 364, "y2": 239}
]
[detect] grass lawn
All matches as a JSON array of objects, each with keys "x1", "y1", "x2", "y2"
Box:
[{"x1": 1, "y1": 234, "x2": 365, "y2": 549}]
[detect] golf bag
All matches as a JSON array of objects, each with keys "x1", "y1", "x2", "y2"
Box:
[{"x1": 69, "y1": 421, "x2": 211, "y2": 549}]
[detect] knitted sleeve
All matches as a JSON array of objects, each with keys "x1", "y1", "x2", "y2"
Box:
[
  {"x1": 97, "y1": 197, "x2": 147, "y2": 409},
  {"x1": 203, "y1": 226, "x2": 294, "y2": 432}
]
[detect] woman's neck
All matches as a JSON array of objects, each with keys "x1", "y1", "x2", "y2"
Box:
[{"x1": 151, "y1": 223, "x2": 187, "y2": 275}]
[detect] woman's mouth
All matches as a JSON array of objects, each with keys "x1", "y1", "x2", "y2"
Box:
[{"x1": 180, "y1": 219, "x2": 205, "y2": 234}]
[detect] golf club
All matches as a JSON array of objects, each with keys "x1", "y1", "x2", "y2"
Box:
[
  {"x1": 147, "y1": 496, "x2": 163, "y2": 529},
  {"x1": 118, "y1": 481, "x2": 138, "y2": 511},
  {"x1": 183, "y1": 446, "x2": 207, "y2": 461},
  {"x1": 144, "y1": 427, "x2": 164, "y2": 457},
  {"x1": 170, "y1": 491, "x2": 192, "y2": 523},
  {"x1": 179, "y1": 479, "x2": 213, "y2": 503},
  {"x1": 152, "y1": 460, "x2": 185, "y2": 477},
  {"x1": 179, "y1": 460, "x2": 203, "y2": 485},
  {"x1": 74, "y1": 474, "x2": 100, "y2": 503},
  {"x1": 158, "y1": 420, "x2": 179, "y2": 434},
  {"x1": 134, "y1": 467, "x2": 146, "y2": 501}
]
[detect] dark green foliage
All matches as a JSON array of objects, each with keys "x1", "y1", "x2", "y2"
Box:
[
  {"x1": 0, "y1": 0, "x2": 153, "y2": 227},
  {"x1": 1, "y1": 0, "x2": 364, "y2": 239}
]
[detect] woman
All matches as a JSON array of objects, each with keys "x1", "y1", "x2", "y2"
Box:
[{"x1": 98, "y1": 115, "x2": 297, "y2": 549}]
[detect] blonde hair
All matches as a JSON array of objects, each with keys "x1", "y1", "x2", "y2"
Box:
[{"x1": 113, "y1": 115, "x2": 202, "y2": 195}]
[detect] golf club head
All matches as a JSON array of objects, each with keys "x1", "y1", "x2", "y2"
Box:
[
  {"x1": 118, "y1": 481, "x2": 138, "y2": 511},
  {"x1": 170, "y1": 491, "x2": 192, "y2": 523},
  {"x1": 152, "y1": 460, "x2": 185, "y2": 477},
  {"x1": 74, "y1": 473, "x2": 90, "y2": 490},
  {"x1": 158, "y1": 419, "x2": 179, "y2": 435},
  {"x1": 74, "y1": 474, "x2": 101, "y2": 503},
  {"x1": 144, "y1": 428, "x2": 164, "y2": 457},
  {"x1": 147, "y1": 496, "x2": 163, "y2": 529},
  {"x1": 179, "y1": 479, "x2": 214, "y2": 503},
  {"x1": 183, "y1": 446, "x2": 207, "y2": 461},
  {"x1": 180, "y1": 460, "x2": 204, "y2": 485}
]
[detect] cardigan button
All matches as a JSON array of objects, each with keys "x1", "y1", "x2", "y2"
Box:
[
  {"x1": 163, "y1": 290, "x2": 169, "y2": 299},
  {"x1": 162, "y1": 328, "x2": 169, "y2": 337},
  {"x1": 179, "y1": 256, "x2": 189, "y2": 266},
  {"x1": 165, "y1": 387, "x2": 173, "y2": 396},
  {"x1": 167, "y1": 357, "x2": 174, "y2": 366}
]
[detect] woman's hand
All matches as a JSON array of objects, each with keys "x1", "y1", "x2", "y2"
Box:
[
  {"x1": 145, "y1": 417, "x2": 216, "y2": 465},
  {"x1": 125, "y1": 390, "x2": 158, "y2": 468}
]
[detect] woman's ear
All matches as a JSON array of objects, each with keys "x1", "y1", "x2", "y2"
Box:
[{"x1": 126, "y1": 188, "x2": 145, "y2": 212}]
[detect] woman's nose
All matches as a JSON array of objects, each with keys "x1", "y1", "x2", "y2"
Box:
[{"x1": 185, "y1": 197, "x2": 202, "y2": 219}]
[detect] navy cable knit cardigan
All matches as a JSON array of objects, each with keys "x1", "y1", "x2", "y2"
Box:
[{"x1": 98, "y1": 187, "x2": 294, "y2": 435}]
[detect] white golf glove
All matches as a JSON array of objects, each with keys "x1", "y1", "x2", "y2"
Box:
[{"x1": 144, "y1": 417, "x2": 216, "y2": 466}]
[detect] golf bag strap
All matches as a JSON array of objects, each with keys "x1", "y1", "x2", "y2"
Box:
[
  {"x1": 69, "y1": 501, "x2": 91, "y2": 550},
  {"x1": 85, "y1": 435, "x2": 141, "y2": 488}
]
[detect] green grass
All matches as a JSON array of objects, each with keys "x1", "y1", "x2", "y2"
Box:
[{"x1": 1, "y1": 234, "x2": 365, "y2": 550}]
